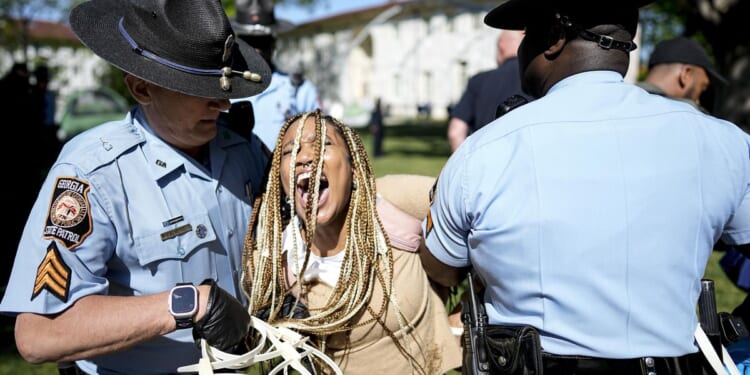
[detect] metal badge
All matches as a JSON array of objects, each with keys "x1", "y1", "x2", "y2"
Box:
[
  {"x1": 195, "y1": 224, "x2": 208, "y2": 239},
  {"x1": 222, "y1": 35, "x2": 234, "y2": 62}
]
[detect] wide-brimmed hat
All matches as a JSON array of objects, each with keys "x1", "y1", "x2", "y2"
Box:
[
  {"x1": 485, "y1": 0, "x2": 654, "y2": 36},
  {"x1": 232, "y1": 0, "x2": 295, "y2": 37},
  {"x1": 69, "y1": 0, "x2": 271, "y2": 99},
  {"x1": 649, "y1": 37, "x2": 727, "y2": 85}
]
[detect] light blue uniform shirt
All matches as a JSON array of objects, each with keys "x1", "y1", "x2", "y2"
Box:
[
  {"x1": 424, "y1": 71, "x2": 750, "y2": 359},
  {"x1": 232, "y1": 70, "x2": 319, "y2": 150},
  {"x1": 0, "y1": 108, "x2": 267, "y2": 374}
]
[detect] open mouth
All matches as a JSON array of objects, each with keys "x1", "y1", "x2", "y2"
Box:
[{"x1": 296, "y1": 171, "x2": 329, "y2": 208}]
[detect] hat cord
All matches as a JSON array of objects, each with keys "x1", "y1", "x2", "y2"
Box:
[{"x1": 117, "y1": 18, "x2": 262, "y2": 91}]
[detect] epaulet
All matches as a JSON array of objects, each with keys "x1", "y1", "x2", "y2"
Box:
[{"x1": 61, "y1": 120, "x2": 145, "y2": 175}]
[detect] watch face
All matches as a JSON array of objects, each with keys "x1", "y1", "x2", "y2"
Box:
[{"x1": 170, "y1": 286, "x2": 197, "y2": 317}]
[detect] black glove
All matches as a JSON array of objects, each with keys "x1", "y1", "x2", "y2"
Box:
[
  {"x1": 192, "y1": 279, "x2": 251, "y2": 354},
  {"x1": 254, "y1": 293, "x2": 310, "y2": 321}
]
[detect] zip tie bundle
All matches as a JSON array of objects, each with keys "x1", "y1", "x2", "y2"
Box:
[{"x1": 177, "y1": 316, "x2": 343, "y2": 375}]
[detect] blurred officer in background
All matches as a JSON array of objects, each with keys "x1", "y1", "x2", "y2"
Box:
[
  {"x1": 420, "y1": 0, "x2": 750, "y2": 373},
  {"x1": 638, "y1": 36, "x2": 727, "y2": 113},
  {"x1": 232, "y1": 0, "x2": 320, "y2": 150},
  {"x1": 447, "y1": 29, "x2": 527, "y2": 153},
  {"x1": 0, "y1": 0, "x2": 271, "y2": 373}
]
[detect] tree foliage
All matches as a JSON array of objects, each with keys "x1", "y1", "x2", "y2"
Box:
[{"x1": 0, "y1": 0, "x2": 64, "y2": 54}]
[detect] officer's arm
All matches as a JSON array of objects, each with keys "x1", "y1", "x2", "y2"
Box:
[
  {"x1": 447, "y1": 118, "x2": 469, "y2": 153},
  {"x1": 419, "y1": 238, "x2": 469, "y2": 288},
  {"x1": 14, "y1": 286, "x2": 210, "y2": 364}
]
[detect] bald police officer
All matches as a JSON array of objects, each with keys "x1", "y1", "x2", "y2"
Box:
[{"x1": 420, "y1": 0, "x2": 750, "y2": 373}]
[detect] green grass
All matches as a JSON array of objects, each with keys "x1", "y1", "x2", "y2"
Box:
[
  {"x1": 354, "y1": 118, "x2": 451, "y2": 178},
  {"x1": 2, "y1": 118, "x2": 747, "y2": 374}
]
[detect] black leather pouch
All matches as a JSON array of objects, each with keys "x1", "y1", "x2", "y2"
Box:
[{"x1": 484, "y1": 325, "x2": 543, "y2": 375}]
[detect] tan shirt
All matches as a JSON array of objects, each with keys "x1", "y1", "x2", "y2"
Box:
[{"x1": 304, "y1": 248, "x2": 462, "y2": 374}]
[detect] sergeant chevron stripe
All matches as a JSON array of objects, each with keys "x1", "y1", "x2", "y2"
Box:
[{"x1": 32, "y1": 242, "x2": 71, "y2": 302}]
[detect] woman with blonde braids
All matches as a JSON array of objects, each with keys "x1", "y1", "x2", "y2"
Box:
[{"x1": 242, "y1": 110, "x2": 461, "y2": 374}]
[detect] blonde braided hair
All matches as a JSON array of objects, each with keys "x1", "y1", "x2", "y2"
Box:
[{"x1": 241, "y1": 110, "x2": 426, "y2": 374}]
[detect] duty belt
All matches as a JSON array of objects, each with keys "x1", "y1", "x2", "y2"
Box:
[{"x1": 541, "y1": 352, "x2": 709, "y2": 375}]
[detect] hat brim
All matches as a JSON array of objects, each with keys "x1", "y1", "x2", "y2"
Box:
[
  {"x1": 70, "y1": 0, "x2": 271, "y2": 99},
  {"x1": 706, "y1": 67, "x2": 728, "y2": 86},
  {"x1": 485, "y1": 0, "x2": 654, "y2": 34},
  {"x1": 484, "y1": 0, "x2": 533, "y2": 31}
]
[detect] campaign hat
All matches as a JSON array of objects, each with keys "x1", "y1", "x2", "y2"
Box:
[
  {"x1": 69, "y1": 0, "x2": 271, "y2": 99},
  {"x1": 485, "y1": 0, "x2": 654, "y2": 36},
  {"x1": 233, "y1": 0, "x2": 295, "y2": 37},
  {"x1": 648, "y1": 37, "x2": 727, "y2": 85}
]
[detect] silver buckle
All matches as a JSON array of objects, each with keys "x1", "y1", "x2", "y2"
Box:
[{"x1": 598, "y1": 35, "x2": 614, "y2": 49}]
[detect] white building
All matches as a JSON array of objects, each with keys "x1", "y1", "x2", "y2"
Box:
[
  {"x1": 276, "y1": 0, "x2": 501, "y2": 122},
  {"x1": 275, "y1": 0, "x2": 641, "y2": 124}
]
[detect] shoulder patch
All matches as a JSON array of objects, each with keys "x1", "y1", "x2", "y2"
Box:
[
  {"x1": 32, "y1": 242, "x2": 71, "y2": 302},
  {"x1": 43, "y1": 177, "x2": 93, "y2": 250},
  {"x1": 429, "y1": 176, "x2": 438, "y2": 206}
]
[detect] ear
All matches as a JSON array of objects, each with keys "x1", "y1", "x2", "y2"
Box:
[
  {"x1": 677, "y1": 65, "x2": 693, "y2": 90},
  {"x1": 543, "y1": 25, "x2": 567, "y2": 58},
  {"x1": 124, "y1": 74, "x2": 152, "y2": 105}
]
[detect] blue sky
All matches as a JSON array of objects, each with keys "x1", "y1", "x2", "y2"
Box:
[{"x1": 277, "y1": 0, "x2": 386, "y2": 24}]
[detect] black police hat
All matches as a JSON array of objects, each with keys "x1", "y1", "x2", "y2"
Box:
[
  {"x1": 649, "y1": 37, "x2": 727, "y2": 85},
  {"x1": 233, "y1": 0, "x2": 294, "y2": 37},
  {"x1": 485, "y1": 0, "x2": 654, "y2": 36},
  {"x1": 69, "y1": 0, "x2": 271, "y2": 99}
]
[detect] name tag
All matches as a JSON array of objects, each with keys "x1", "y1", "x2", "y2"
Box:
[{"x1": 161, "y1": 224, "x2": 192, "y2": 241}]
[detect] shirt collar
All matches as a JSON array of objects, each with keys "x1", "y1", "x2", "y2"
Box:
[
  {"x1": 132, "y1": 107, "x2": 246, "y2": 181},
  {"x1": 547, "y1": 70, "x2": 625, "y2": 96}
]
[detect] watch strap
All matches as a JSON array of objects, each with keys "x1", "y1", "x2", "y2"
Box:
[{"x1": 175, "y1": 317, "x2": 194, "y2": 329}]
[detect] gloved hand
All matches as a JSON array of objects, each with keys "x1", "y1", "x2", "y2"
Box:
[
  {"x1": 254, "y1": 293, "x2": 310, "y2": 321},
  {"x1": 192, "y1": 279, "x2": 251, "y2": 354}
]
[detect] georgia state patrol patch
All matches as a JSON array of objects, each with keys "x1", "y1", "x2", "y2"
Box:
[
  {"x1": 32, "y1": 242, "x2": 71, "y2": 302},
  {"x1": 43, "y1": 177, "x2": 92, "y2": 250}
]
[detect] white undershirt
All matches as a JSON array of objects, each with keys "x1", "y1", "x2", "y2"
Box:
[{"x1": 283, "y1": 217, "x2": 345, "y2": 287}]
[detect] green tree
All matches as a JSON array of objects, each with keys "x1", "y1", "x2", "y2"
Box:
[{"x1": 0, "y1": 0, "x2": 72, "y2": 63}]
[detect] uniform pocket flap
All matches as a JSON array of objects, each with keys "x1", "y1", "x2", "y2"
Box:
[{"x1": 133, "y1": 213, "x2": 216, "y2": 266}]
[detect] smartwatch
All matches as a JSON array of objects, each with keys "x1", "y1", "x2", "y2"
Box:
[{"x1": 169, "y1": 283, "x2": 198, "y2": 329}]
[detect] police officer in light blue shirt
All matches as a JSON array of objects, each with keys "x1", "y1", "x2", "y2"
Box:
[
  {"x1": 231, "y1": 0, "x2": 320, "y2": 150},
  {"x1": 0, "y1": 0, "x2": 272, "y2": 373},
  {"x1": 420, "y1": 0, "x2": 750, "y2": 373}
]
